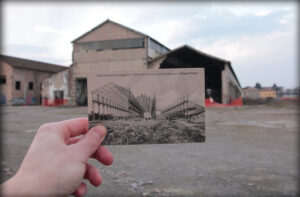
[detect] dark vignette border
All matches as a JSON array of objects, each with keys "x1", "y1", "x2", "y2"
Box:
[{"x1": 0, "y1": 1, "x2": 299, "y2": 197}]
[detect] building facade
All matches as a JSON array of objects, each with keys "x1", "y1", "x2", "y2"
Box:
[
  {"x1": 42, "y1": 19, "x2": 242, "y2": 106},
  {"x1": 260, "y1": 88, "x2": 277, "y2": 98},
  {"x1": 0, "y1": 55, "x2": 66, "y2": 105},
  {"x1": 242, "y1": 87, "x2": 260, "y2": 99},
  {"x1": 147, "y1": 45, "x2": 241, "y2": 104}
]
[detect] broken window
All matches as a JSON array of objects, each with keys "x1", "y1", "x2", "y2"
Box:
[
  {"x1": 15, "y1": 81, "x2": 21, "y2": 90},
  {"x1": 29, "y1": 82, "x2": 34, "y2": 90},
  {"x1": 77, "y1": 38, "x2": 145, "y2": 52},
  {"x1": 0, "y1": 75, "x2": 6, "y2": 84},
  {"x1": 76, "y1": 78, "x2": 87, "y2": 106},
  {"x1": 54, "y1": 90, "x2": 64, "y2": 99}
]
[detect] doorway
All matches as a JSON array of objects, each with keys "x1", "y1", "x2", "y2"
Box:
[{"x1": 76, "y1": 78, "x2": 87, "y2": 106}]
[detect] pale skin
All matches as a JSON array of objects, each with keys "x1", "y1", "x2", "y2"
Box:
[{"x1": 1, "y1": 118, "x2": 114, "y2": 197}]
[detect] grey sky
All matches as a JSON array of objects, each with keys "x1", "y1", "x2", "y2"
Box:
[{"x1": 2, "y1": 1, "x2": 298, "y2": 88}]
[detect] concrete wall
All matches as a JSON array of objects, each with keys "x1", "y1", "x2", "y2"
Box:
[
  {"x1": 42, "y1": 69, "x2": 70, "y2": 106},
  {"x1": 11, "y1": 67, "x2": 52, "y2": 105},
  {"x1": 73, "y1": 48, "x2": 147, "y2": 73},
  {"x1": 0, "y1": 60, "x2": 14, "y2": 104},
  {"x1": 74, "y1": 22, "x2": 144, "y2": 44},
  {"x1": 242, "y1": 88, "x2": 260, "y2": 99},
  {"x1": 69, "y1": 21, "x2": 149, "y2": 105},
  {"x1": 0, "y1": 59, "x2": 53, "y2": 105},
  {"x1": 221, "y1": 64, "x2": 241, "y2": 104}
]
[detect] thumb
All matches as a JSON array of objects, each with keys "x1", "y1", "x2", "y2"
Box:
[{"x1": 75, "y1": 125, "x2": 107, "y2": 161}]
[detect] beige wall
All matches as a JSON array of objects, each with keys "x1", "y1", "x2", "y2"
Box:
[
  {"x1": 69, "y1": 22, "x2": 149, "y2": 105},
  {"x1": 10, "y1": 67, "x2": 52, "y2": 105},
  {"x1": 74, "y1": 22, "x2": 144, "y2": 44},
  {"x1": 260, "y1": 90, "x2": 277, "y2": 98},
  {"x1": 71, "y1": 46, "x2": 148, "y2": 105},
  {"x1": 73, "y1": 48, "x2": 147, "y2": 75},
  {"x1": 0, "y1": 60, "x2": 14, "y2": 104}
]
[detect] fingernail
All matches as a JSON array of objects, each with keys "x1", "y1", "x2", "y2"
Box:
[{"x1": 91, "y1": 125, "x2": 106, "y2": 140}]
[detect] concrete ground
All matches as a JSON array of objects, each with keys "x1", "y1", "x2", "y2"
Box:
[{"x1": 0, "y1": 102, "x2": 298, "y2": 196}]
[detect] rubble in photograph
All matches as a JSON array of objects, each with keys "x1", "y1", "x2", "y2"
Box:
[
  {"x1": 102, "y1": 119, "x2": 205, "y2": 145},
  {"x1": 88, "y1": 82, "x2": 205, "y2": 144}
]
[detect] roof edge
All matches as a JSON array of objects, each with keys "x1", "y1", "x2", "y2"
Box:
[
  {"x1": 71, "y1": 19, "x2": 170, "y2": 51},
  {"x1": 71, "y1": 19, "x2": 148, "y2": 43},
  {"x1": 148, "y1": 44, "x2": 241, "y2": 87},
  {"x1": 0, "y1": 54, "x2": 67, "y2": 68}
]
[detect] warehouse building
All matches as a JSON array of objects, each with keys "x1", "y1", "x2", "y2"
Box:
[
  {"x1": 148, "y1": 45, "x2": 241, "y2": 104},
  {"x1": 42, "y1": 19, "x2": 242, "y2": 106},
  {"x1": 259, "y1": 88, "x2": 277, "y2": 99},
  {"x1": 43, "y1": 19, "x2": 169, "y2": 106},
  {"x1": 89, "y1": 82, "x2": 148, "y2": 128},
  {"x1": 0, "y1": 55, "x2": 66, "y2": 105},
  {"x1": 242, "y1": 87, "x2": 260, "y2": 99}
]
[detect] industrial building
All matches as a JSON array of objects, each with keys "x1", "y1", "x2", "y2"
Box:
[
  {"x1": 242, "y1": 87, "x2": 260, "y2": 99},
  {"x1": 148, "y1": 45, "x2": 241, "y2": 104},
  {"x1": 0, "y1": 55, "x2": 66, "y2": 105},
  {"x1": 90, "y1": 82, "x2": 145, "y2": 120},
  {"x1": 242, "y1": 86, "x2": 286, "y2": 99},
  {"x1": 40, "y1": 19, "x2": 242, "y2": 106},
  {"x1": 259, "y1": 88, "x2": 277, "y2": 99},
  {"x1": 161, "y1": 95, "x2": 205, "y2": 121}
]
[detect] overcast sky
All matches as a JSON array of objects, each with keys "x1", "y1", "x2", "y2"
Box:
[{"x1": 2, "y1": 1, "x2": 298, "y2": 88}]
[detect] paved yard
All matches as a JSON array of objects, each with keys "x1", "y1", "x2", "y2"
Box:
[{"x1": 0, "y1": 102, "x2": 298, "y2": 196}]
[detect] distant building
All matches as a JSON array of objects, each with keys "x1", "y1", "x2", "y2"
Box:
[
  {"x1": 283, "y1": 88, "x2": 300, "y2": 98},
  {"x1": 0, "y1": 55, "x2": 66, "y2": 105},
  {"x1": 260, "y1": 88, "x2": 277, "y2": 98},
  {"x1": 242, "y1": 87, "x2": 260, "y2": 99},
  {"x1": 275, "y1": 86, "x2": 284, "y2": 97}
]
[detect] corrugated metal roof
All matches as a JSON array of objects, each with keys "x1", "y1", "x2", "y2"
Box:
[{"x1": 0, "y1": 54, "x2": 67, "y2": 73}]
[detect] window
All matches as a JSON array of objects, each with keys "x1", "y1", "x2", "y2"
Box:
[
  {"x1": 15, "y1": 81, "x2": 21, "y2": 90},
  {"x1": 0, "y1": 75, "x2": 6, "y2": 84},
  {"x1": 29, "y1": 82, "x2": 34, "y2": 90},
  {"x1": 54, "y1": 90, "x2": 64, "y2": 99}
]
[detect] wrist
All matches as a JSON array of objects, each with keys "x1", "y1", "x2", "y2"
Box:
[
  {"x1": 2, "y1": 173, "x2": 36, "y2": 197},
  {"x1": 4, "y1": 170, "x2": 68, "y2": 197}
]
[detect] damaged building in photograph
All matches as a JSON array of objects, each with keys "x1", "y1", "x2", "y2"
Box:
[
  {"x1": 42, "y1": 19, "x2": 242, "y2": 106},
  {"x1": 0, "y1": 55, "x2": 66, "y2": 105}
]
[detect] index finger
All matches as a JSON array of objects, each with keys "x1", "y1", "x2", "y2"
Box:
[{"x1": 57, "y1": 118, "x2": 89, "y2": 138}]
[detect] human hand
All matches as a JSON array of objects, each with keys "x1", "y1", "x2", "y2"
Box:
[{"x1": 1, "y1": 118, "x2": 114, "y2": 197}]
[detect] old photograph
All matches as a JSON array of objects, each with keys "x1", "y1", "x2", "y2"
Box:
[{"x1": 88, "y1": 68, "x2": 205, "y2": 145}]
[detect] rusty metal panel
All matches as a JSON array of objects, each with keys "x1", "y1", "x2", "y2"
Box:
[{"x1": 78, "y1": 38, "x2": 144, "y2": 51}]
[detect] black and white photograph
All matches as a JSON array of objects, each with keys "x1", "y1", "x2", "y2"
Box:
[{"x1": 88, "y1": 68, "x2": 205, "y2": 145}]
